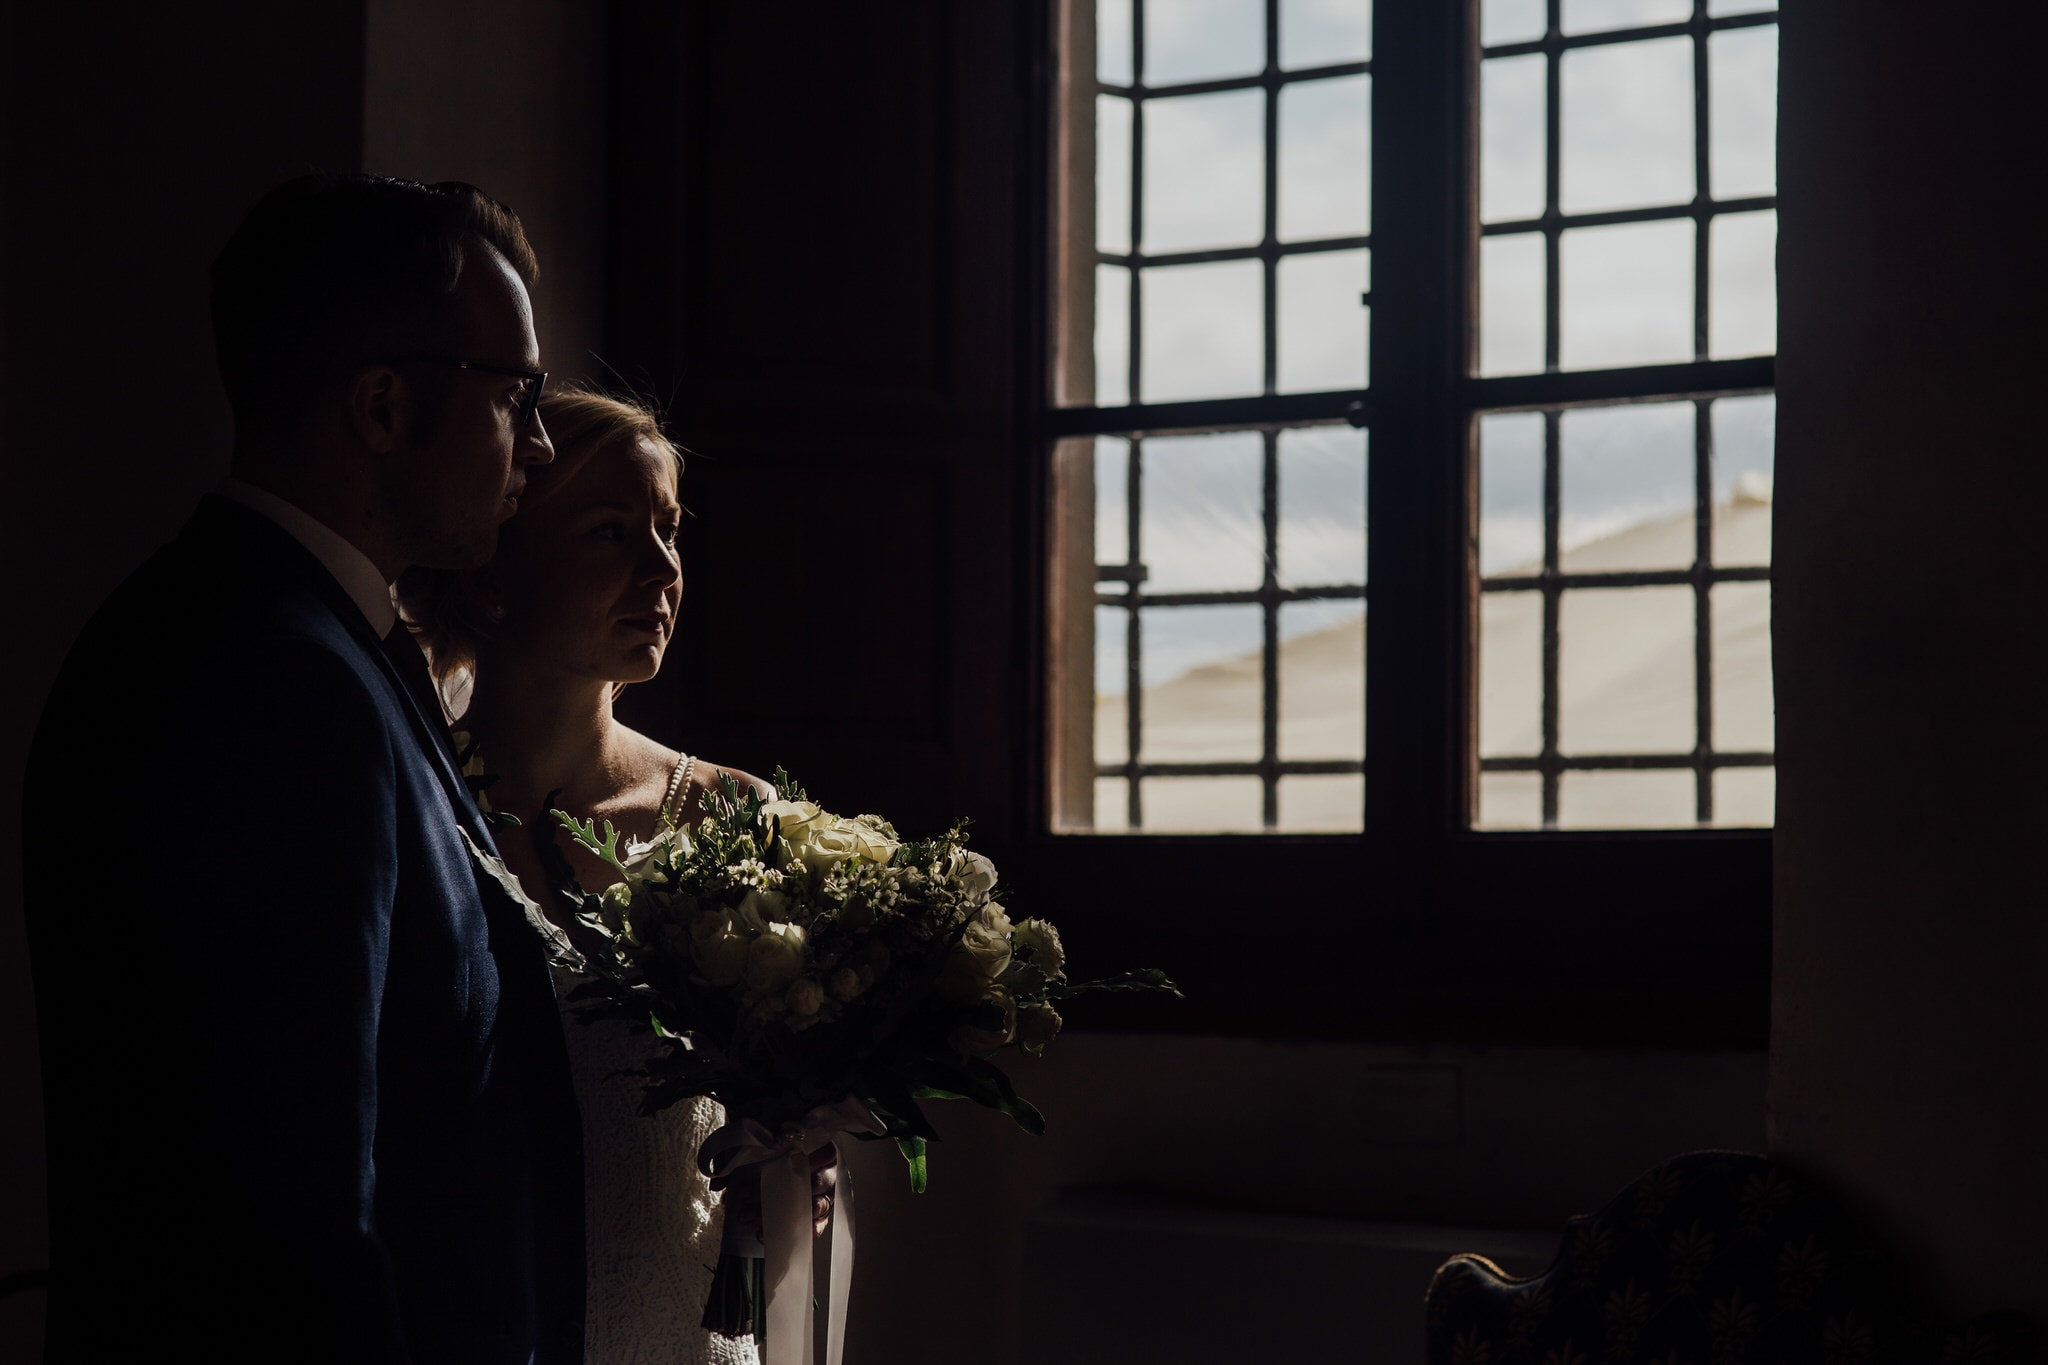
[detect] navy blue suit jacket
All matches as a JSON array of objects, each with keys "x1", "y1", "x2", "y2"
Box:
[{"x1": 24, "y1": 496, "x2": 585, "y2": 1362}]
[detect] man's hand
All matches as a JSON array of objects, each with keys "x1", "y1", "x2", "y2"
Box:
[{"x1": 712, "y1": 1142, "x2": 841, "y2": 1240}]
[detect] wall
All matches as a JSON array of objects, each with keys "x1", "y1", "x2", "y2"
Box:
[
  {"x1": 1769, "y1": 0, "x2": 2048, "y2": 1321},
  {"x1": 362, "y1": 0, "x2": 607, "y2": 384},
  {"x1": 45, "y1": 1, "x2": 2047, "y2": 1361},
  {"x1": 0, "y1": 3, "x2": 602, "y2": 1356},
  {"x1": 843, "y1": 1039, "x2": 1763, "y2": 1365},
  {"x1": 0, "y1": 5, "x2": 367, "y2": 1358}
]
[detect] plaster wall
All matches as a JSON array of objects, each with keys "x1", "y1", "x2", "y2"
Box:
[
  {"x1": 363, "y1": 0, "x2": 608, "y2": 387},
  {"x1": 1770, "y1": 0, "x2": 2048, "y2": 1320}
]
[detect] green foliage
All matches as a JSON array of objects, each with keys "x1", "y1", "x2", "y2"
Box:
[
  {"x1": 1052, "y1": 967, "x2": 1184, "y2": 999},
  {"x1": 896, "y1": 1137, "x2": 929, "y2": 1194},
  {"x1": 539, "y1": 765, "x2": 1174, "y2": 1198}
]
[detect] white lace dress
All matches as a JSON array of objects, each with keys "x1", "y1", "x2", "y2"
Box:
[
  {"x1": 470, "y1": 736, "x2": 756, "y2": 1365},
  {"x1": 558, "y1": 998, "x2": 758, "y2": 1365}
]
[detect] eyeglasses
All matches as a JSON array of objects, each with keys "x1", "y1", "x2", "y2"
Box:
[{"x1": 396, "y1": 354, "x2": 548, "y2": 427}]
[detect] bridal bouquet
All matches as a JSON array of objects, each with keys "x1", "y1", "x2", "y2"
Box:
[{"x1": 532, "y1": 771, "x2": 1175, "y2": 1355}]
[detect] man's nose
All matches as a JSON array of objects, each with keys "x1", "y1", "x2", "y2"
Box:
[{"x1": 522, "y1": 414, "x2": 556, "y2": 466}]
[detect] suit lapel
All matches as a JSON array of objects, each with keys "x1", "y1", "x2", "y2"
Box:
[{"x1": 193, "y1": 496, "x2": 505, "y2": 861}]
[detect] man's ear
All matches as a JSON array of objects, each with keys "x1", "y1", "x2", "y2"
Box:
[{"x1": 346, "y1": 365, "x2": 410, "y2": 454}]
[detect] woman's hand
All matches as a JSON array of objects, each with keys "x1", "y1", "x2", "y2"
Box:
[{"x1": 712, "y1": 1142, "x2": 840, "y2": 1240}]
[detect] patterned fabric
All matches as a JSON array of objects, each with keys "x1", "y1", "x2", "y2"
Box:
[
  {"x1": 561, "y1": 986, "x2": 761, "y2": 1365},
  {"x1": 1425, "y1": 1151, "x2": 2039, "y2": 1365}
]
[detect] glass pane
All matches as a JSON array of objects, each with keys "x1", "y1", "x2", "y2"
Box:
[
  {"x1": 1280, "y1": 0, "x2": 1371, "y2": 68},
  {"x1": 1712, "y1": 766, "x2": 1774, "y2": 827},
  {"x1": 1278, "y1": 425, "x2": 1368, "y2": 586},
  {"x1": 1557, "y1": 769, "x2": 1696, "y2": 828},
  {"x1": 1140, "y1": 776, "x2": 1264, "y2": 831},
  {"x1": 1561, "y1": 37, "x2": 1694, "y2": 214},
  {"x1": 1144, "y1": 90, "x2": 1265, "y2": 254},
  {"x1": 1710, "y1": 209, "x2": 1776, "y2": 358},
  {"x1": 1099, "y1": 0, "x2": 1135, "y2": 84},
  {"x1": 1096, "y1": 436, "x2": 1130, "y2": 566},
  {"x1": 1477, "y1": 771, "x2": 1543, "y2": 829},
  {"x1": 1095, "y1": 604, "x2": 1130, "y2": 760},
  {"x1": 1277, "y1": 774, "x2": 1364, "y2": 831},
  {"x1": 1480, "y1": 411, "x2": 1544, "y2": 575},
  {"x1": 1480, "y1": 232, "x2": 1546, "y2": 375},
  {"x1": 1096, "y1": 263, "x2": 1130, "y2": 406},
  {"x1": 1711, "y1": 393, "x2": 1774, "y2": 566},
  {"x1": 1280, "y1": 599, "x2": 1364, "y2": 760},
  {"x1": 1278, "y1": 249, "x2": 1369, "y2": 392},
  {"x1": 1712, "y1": 581, "x2": 1773, "y2": 752},
  {"x1": 1141, "y1": 431, "x2": 1265, "y2": 591},
  {"x1": 1144, "y1": 0, "x2": 1264, "y2": 85},
  {"x1": 1279, "y1": 75, "x2": 1370, "y2": 241},
  {"x1": 1481, "y1": 55, "x2": 1546, "y2": 224},
  {"x1": 1093, "y1": 777, "x2": 1131, "y2": 831},
  {"x1": 1140, "y1": 604, "x2": 1263, "y2": 760},
  {"x1": 1559, "y1": 585, "x2": 1695, "y2": 753},
  {"x1": 1710, "y1": 25, "x2": 1777, "y2": 199},
  {"x1": 1141, "y1": 259, "x2": 1264, "y2": 401},
  {"x1": 1097, "y1": 94, "x2": 1133, "y2": 255},
  {"x1": 1481, "y1": 0, "x2": 1547, "y2": 46},
  {"x1": 1708, "y1": 0, "x2": 1777, "y2": 17},
  {"x1": 1560, "y1": 218, "x2": 1694, "y2": 369},
  {"x1": 1559, "y1": 402, "x2": 1695, "y2": 572},
  {"x1": 1479, "y1": 590, "x2": 1542, "y2": 757},
  {"x1": 1562, "y1": 0, "x2": 1690, "y2": 35}
]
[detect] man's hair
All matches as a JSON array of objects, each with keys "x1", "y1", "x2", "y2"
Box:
[{"x1": 210, "y1": 173, "x2": 538, "y2": 437}]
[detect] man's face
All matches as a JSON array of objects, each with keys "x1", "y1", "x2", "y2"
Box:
[{"x1": 390, "y1": 244, "x2": 555, "y2": 570}]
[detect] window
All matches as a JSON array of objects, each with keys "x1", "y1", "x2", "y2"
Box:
[
  {"x1": 1048, "y1": 0, "x2": 1776, "y2": 834},
  {"x1": 1048, "y1": 0, "x2": 1375, "y2": 833}
]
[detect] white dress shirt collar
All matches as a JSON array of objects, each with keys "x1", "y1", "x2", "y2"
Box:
[{"x1": 216, "y1": 478, "x2": 397, "y2": 636}]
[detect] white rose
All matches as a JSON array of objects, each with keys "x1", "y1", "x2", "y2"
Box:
[
  {"x1": 1016, "y1": 1002, "x2": 1062, "y2": 1055},
  {"x1": 827, "y1": 966, "x2": 865, "y2": 1003},
  {"x1": 785, "y1": 977, "x2": 826, "y2": 1018},
  {"x1": 796, "y1": 822, "x2": 864, "y2": 875},
  {"x1": 732, "y1": 887, "x2": 789, "y2": 934},
  {"x1": 1010, "y1": 918, "x2": 1066, "y2": 981},
  {"x1": 947, "y1": 849, "x2": 999, "y2": 903},
  {"x1": 845, "y1": 815, "x2": 901, "y2": 864},
  {"x1": 761, "y1": 799, "x2": 830, "y2": 843},
  {"x1": 936, "y1": 904, "x2": 1014, "y2": 1002},
  {"x1": 745, "y1": 921, "x2": 807, "y2": 992},
  {"x1": 950, "y1": 988, "x2": 1017, "y2": 1053},
  {"x1": 694, "y1": 921, "x2": 750, "y2": 988}
]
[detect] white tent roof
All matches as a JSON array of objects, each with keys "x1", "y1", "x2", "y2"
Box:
[{"x1": 1097, "y1": 497, "x2": 1773, "y2": 831}]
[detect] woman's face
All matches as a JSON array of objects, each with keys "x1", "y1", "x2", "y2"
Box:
[{"x1": 485, "y1": 435, "x2": 683, "y2": 685}]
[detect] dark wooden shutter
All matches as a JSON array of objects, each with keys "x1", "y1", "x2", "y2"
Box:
[{"x1": 606, "y1": 1, "x2": 1040, "y2": 839}]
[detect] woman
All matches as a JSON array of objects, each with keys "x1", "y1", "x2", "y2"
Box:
[{"x1": 398, "y1": 386, "x2": 825, "y2": 1365}]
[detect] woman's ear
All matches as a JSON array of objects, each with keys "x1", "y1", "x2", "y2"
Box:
[{"x1": 464, "y1": 562, "x2": 508, "y2": 625}]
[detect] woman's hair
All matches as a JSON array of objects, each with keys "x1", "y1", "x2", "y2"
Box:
[{"x1": 395, "y1": 383, "x2": 684, "y2": 688}]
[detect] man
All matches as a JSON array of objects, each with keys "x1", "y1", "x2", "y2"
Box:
[{"x1": 24, "y1": 175, "x2": 579, "y2": 1362}]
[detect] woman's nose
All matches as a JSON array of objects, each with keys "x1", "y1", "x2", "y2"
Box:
[{"x1": 640, "y1": 536, "x2": 681, "y2": 586}]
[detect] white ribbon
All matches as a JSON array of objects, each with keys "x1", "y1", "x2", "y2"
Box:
[{"x1": 698, "y1": 1098, "x2": 884, "y2": 1365}]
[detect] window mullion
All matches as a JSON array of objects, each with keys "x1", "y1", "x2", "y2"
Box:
[{"x1": 1365, "y1": 0, "x2": 1474, "y2": 848}]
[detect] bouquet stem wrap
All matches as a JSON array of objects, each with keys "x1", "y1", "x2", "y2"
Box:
[{"x1": 698, "y1": 1099, "x2": 883, "y2": 1365}]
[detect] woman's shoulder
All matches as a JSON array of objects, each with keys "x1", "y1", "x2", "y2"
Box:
[
  {"x1": 619, "y1": 729, "x2": 773, "y2": 826},
  {"x1": 681, "y1": 759, "x2": 775, "y2": 810}
]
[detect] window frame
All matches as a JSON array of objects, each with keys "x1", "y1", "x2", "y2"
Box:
[{"x1": 1023, "y1": 0, "x2": 1772, "y2": 1047}]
